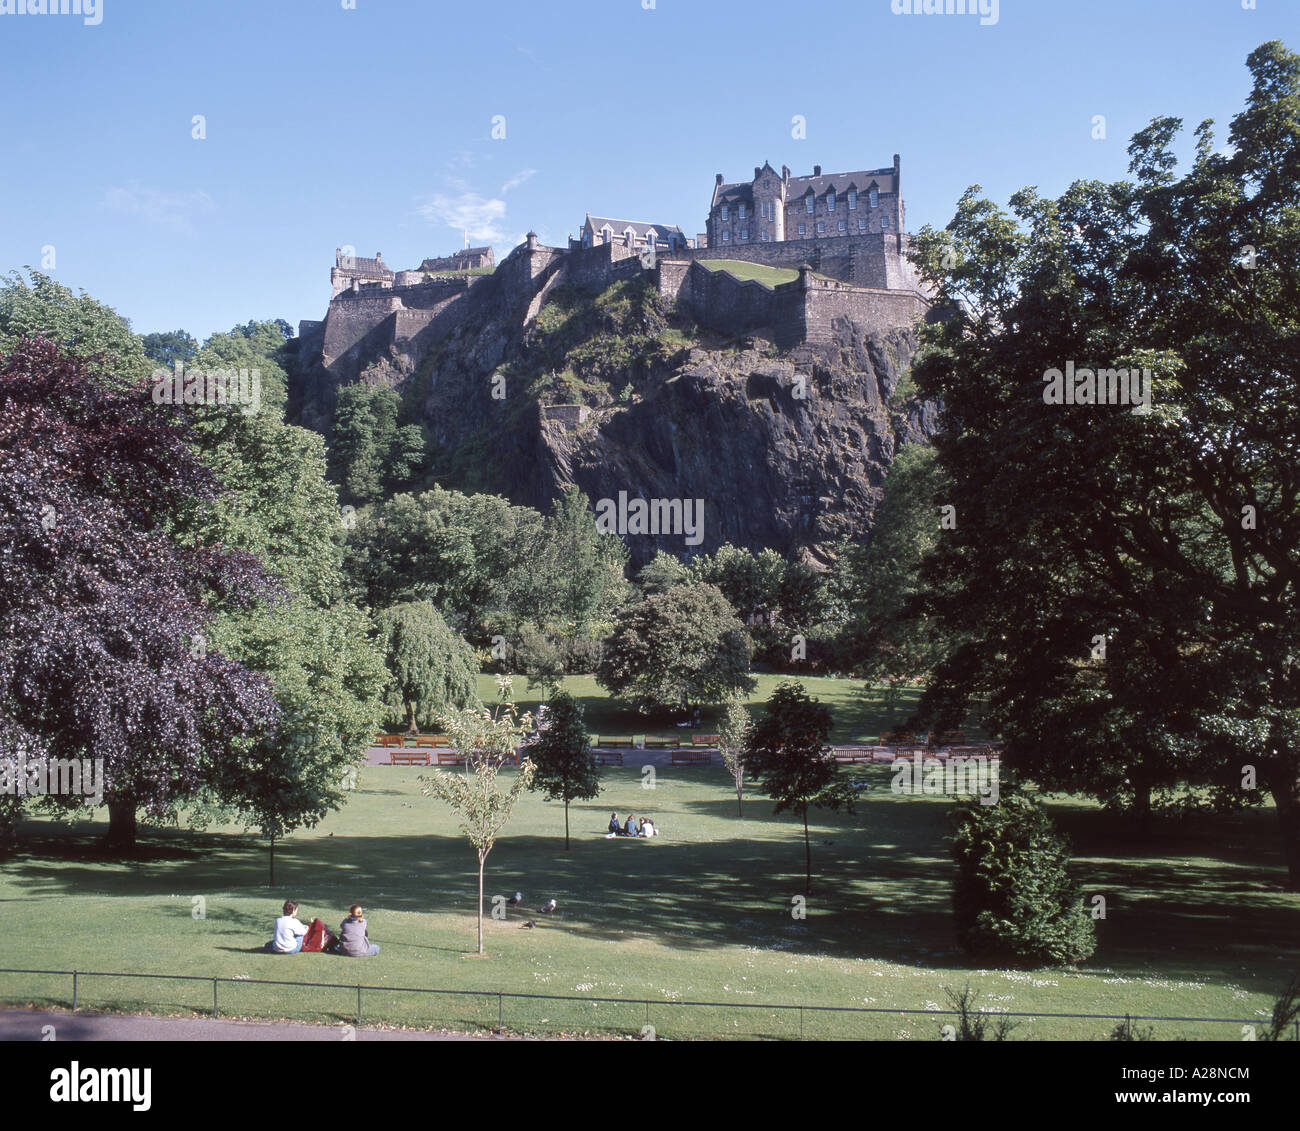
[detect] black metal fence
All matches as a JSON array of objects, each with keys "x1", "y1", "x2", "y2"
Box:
[{"x1": 1, "y1": 967, "x2": 1289, "y2": 1041}]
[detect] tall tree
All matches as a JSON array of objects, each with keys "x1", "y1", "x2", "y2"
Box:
[
  {"x1": 718, "y1": 693, "x2": 753, "y2": 816},
  {"x1": 375, "y1": 601, "x2": 480, "y2": 733},
  {"x1": 744, "y1": 681, "x2": 853, "y2": 894},
  {"x1": 528, "y1": 689, "x2": 600, "y2": 849},
  {"x1": 908, "y1": 42, "x2": 1300, "y2": 883}
]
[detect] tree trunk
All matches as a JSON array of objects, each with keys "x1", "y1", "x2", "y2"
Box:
[
  {"x1": 1273, "y1": 780, "x2": 1300, "y2": 892},
  {"x1": 803, "y1": 806, "x2": 812, "y2": 895},
  {"x1": 736, "y1": 772, "x2": 744, "y2": 817},
  {"x1": 477, "y1": 853, "x2": 486, "y2": 954},
  {"x1": 105, "y1": 798, "x2": 137, "y2": 849},
  {"x1": 407, "y1": 700, "x2": 417, "y2": 735},
  {"x1": 1133, "y1": 779, "x2": 1153, "y2": 841},
  {"x1": 564, "y1": 800, "x2": 570, "y2": 851}
]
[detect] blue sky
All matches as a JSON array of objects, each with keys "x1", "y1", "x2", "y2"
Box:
[{"x1": 0, "y1": 0, "x2": 1294, "y2": 341}]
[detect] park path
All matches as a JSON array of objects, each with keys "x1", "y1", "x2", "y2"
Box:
[{"x1": 0, "y1": 1008, "x2": 525, "y2": 1041}]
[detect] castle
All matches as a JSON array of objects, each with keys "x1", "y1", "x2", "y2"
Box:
[{"x1": 301, "y1": 155, "x2": 930, "y2": 384}]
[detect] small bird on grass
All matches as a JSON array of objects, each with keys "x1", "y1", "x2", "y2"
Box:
[
  {"x1": 522, "y1": 920, "x2": 536, "y2": 929},
  {"x1": 506, "y1": 891, "x2": 522, "y2": 907},
  {"x1": 541, "y1": 899, "x2": 557, "y2": 914}
]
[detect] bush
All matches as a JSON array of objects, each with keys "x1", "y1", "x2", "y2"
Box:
[{"x1": 950, "y1": 791, "x2": 1097, "y2": 967}]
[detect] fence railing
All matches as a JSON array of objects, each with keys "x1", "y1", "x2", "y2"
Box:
[{"x1": 1, "y1": 967, "x2": 1287, "y2": 1041}]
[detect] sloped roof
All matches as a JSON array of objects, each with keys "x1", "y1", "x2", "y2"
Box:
[
  {"x1": 336, "y1": 255, "x2": 393, "y2": 278},
  {"x1": 713, "y1": 165, "x2": 898, "y2": 209},
  {"x1": 585, "y1": 214, "x2": 685, "y2": 240}
]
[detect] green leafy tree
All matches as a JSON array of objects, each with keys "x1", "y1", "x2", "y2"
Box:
[
  {"x1": 528, "y1": 689, "x2": 600, "y2": 849},
  {"x1": 518, "y1": 632, "x2": 566, "y2": 702},
  {"x1": 375, "y1": 601, "x2": 480, "y2": 733},
  {"x1": 596, "y1": 582, "x2": 755, "y2": 713},
  {"x1": 637, "y1": 550, "x2": 690, "y2": 595},
  {"x1": 141, "y1": 329, "x2": 198, "y2": 370},
  {"x1": 422, "y1": 679, "x2": 535, "y2": 954},
  {"x1": 950, "y1": 791, "x2": 1097, "y2": 967},
  {"x1": 908, "y1": 42, "x2": 1300, "y2": 881},
  {"x1": 744, "y1": 681, "x2": 854, "y2": 893},
  {"x1": 193, "y1": 319, "x2": 294, "y2": 419},
  {"x1": 718, "y1": 693, "x2": 753, "y2": 816}
]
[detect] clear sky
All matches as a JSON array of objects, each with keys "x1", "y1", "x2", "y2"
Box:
[{"x1": 0, "y1": 0, "x2": 1294, "y2": 341}]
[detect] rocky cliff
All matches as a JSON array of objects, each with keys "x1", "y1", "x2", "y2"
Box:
[{"x1": 290, "y1": 266, "x2": 936, "y2": 567}]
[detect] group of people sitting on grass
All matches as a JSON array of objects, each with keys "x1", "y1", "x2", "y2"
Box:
[
  {"x1": 606, "y1": 811, "x2": 657, "y2": 838},
  {"x1": 265, "y1": 900, "x2": 380, "y2": 957}
]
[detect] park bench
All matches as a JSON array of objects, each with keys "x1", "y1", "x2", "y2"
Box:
[
  {"x1": 389, "y1": 750, "x2": 430, "y2": 766},
  {"x1": 375, "y1": 733, "x2": 405, "y2": 748},
  {"x1": 671, "y1": 751, "x2": 711, "y2": 766},
  {"x1": 416, "y1": 734, "x2": 451, "y2": 748},
  {"x1": 831, "y1": 746, "x2": 874, "y2": 763},
  {"x1": 691, "y1": 734, "x2": 719, "y2": 747},
  {"x1": 596, "y1": 751, "x2": 624, "y2": 767},
  {"x1": 597, "y1": 736, "x2": 635, "y2": 748},
  {"x1": 437, "y1": 751, "x2": 466, "y2": 766},
  {"x1": 645, "y1": 735, "x2": 680, "y2": 748}
]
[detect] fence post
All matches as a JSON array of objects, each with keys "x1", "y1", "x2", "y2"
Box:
[
  {"x1": 72, "y1": 971, "x2": 78, "y2": 1012},
  {"x1": 213, "y1": 978, "x2": 219, "y2": 1019},
  {"x1": 800, "y1": 1005, "x2": 804, "y2": 1040},
  {"x1": 497, "y1": 992, "x2": 503, "y2": 1030},
  {"x1": 357, "y1": 985, "x2": 362, "y2": 1027}
]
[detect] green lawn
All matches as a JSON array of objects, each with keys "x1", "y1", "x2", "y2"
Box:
[
  {"x1": 2, "y1": 762, "x2": 1294, "y2": 1040},
  {"x1": 699, "y1": 260, "x2": 800, "y2": 287},
  {"x1": 473, "y1": 673, "x2": 979, "y2": 746}
]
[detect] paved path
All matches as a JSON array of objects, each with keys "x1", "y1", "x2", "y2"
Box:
[{"x1": 0, "y1": 1008, "x2": 522, "y2": 1041}]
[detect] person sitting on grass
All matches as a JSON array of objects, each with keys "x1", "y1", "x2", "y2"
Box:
[
  {"x1": 608, "y1": 812, "x2": 621, "y2": 836},
  {"x1": 624, "y1": 813, "x2": 638, "y2": 837},
  {"x1": 640, "y1": 816, "x2": 657, "y2": 838},
  {"x1": 266, "y1": 900, "x2": 308, "y2": 954},
  {"x1": 336, "y1": 905, "x2": 381, "y2": 957}
]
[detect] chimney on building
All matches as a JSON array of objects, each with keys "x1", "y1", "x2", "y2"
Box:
[
  {"x1": 376, "y1": 252, "x2": 383, "y2": 262},
  {"x1": 715, "y1": 173, "x2": 723, "y2": 185},
  {"x1": 813, "y1": 165, "x2": 821, "y2": 177},
  {"x1": 781, "y1": 165, "x2": 790, "y2": 183},
  {"x1": 754, "y1": 166, "x2": 761, "y2": 180}
]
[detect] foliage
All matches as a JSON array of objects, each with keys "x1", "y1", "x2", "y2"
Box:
[
  {"x1": 375, "y1": 602, "x2": 480, "y2": 732},
  {"x1": 950, "y1": 791, "x2": 1097, "y2": 967},
  {"x1": 718, "y1": 693, "x2": 753, "y2": 816},
  {"x1": 328, "y1": 384, "x2": 427, "y2": 505},
  {"x1": 528, "y1": 689, "x2": 600, "y2": 849},
  {"x1": 596, "y1": 582, "x2": 755, "y2": 713},
  {"x1": 942, "y1": 984, "x2": 1017, "y2": 1041}
]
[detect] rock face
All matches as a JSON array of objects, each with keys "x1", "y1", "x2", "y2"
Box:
[{"x1": 291, "y1": 261, "x2": 936, "y2": 567}]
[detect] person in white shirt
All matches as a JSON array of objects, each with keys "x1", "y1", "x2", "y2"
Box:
[
  {"x1": 266, "y1": 899, "x2": 308, "y2": 953},
  {"x1": 640, "y1": 817, "x2": 657, "y2": 837}
]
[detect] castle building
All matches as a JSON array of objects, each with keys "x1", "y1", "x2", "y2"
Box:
[
  {"x1": 706, "y1": 157, "x2": 903, "y2": 249},
  {"x1": 575, "y1": 214, "x2": 689, "y2": 253},
  {"x1": 419, "y1": 246, "x2": 495, "y2": 273},
  {"x1": 331, "y1": 250, "x2": 393, "y2": 296}
]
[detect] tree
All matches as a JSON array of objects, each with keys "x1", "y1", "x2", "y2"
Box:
[
  {"x1": 744, "y1": 681, "x2": 853, "y2": 893},
  {"x1": 543, "y1": 486, "x2": 629, "y2": 636},
  {"x1": 718, "y1": 693, "x2": 753, "y2": 816},
  {"x1": 141, "y1": 329, "x2": 198, "y2": 370},
  {"x1": 518, "y1": 632, "x2": 566, "y2": 702},
  {"x1": 327, "y1": 385, "x2": 426, "y2": 505},
  {"x1": 422, "y1": 678, "x2": 535, "y2": 954},
  {"x1": 950, "y1": 791, "x2": 1096, "y2": 967},
  {"x1": 597, "y1": 582, "x2": 755, "y2": 713},
  {"x1": 193, "y1": 319, "x2": 294, "y2": 419},
  {"x1": 528, "y1": 690, "x2": 600, "y2": 849},
  {"x1": 0, "y1": 337, "x2": 281, "y2": 848},
  {"x1": 375, "y1": 602, "x2": 479, "y2": 733},
  {"x1": 908, "y1": 42, "x2": 1300, "y2": 883}
]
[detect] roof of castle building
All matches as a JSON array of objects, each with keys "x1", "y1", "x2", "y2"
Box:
[
  {"x1": 336, "y1": 255, "x2": 393, "y2": 278},
  {"x1": 712, "y1": 165, "x2": 898, "y2": 209},
  {"x1": 584, "y1": 214, "x2": 685, "y2": 240}
]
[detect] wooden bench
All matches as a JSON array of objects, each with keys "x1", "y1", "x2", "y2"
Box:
[
  {"x1": 416, "y1": 734, "x2": 451, "y2": 748},
  {"x1": 831, "y1": 746, "x2": 875, "y2": 763},
  {"x1": 671, "y1": 751, "x2": 711, "y2": 766},
  {"x1": 691, "y1": 734, "x2": 719, "y2": 748},
  {"x1": 437, "y1": 751, "x2": 466, "y2": 766},
  {"x1": 389, "y1": 750, "x2": 430, "y2": 766},
  {"x1": 645, "y1": 735, "x2": 680, "y2": 748},
  {"x1": 375, "y1": 733, "x2": 406, "y2": 748},
  {"x1": 596, "y1": 751, "x2": 624, "y2": 767},
  {"x1": 597, "y1": 737, "x2": 635, "y2": 748}
]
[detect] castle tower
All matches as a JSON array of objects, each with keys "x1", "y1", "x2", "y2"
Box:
[{"x1": 751, "y1": 160, "x2": 786, "y2": 244}]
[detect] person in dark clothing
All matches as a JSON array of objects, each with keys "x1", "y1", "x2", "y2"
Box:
[
  {"x1": 336, "y1": 904, "x2": 380, "y2": 957},
  {"x1": 608, "y1": 812, "x2": 621, "y2": 835}
]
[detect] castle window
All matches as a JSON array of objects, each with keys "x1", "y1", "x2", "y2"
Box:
[
  {"x1": 723, "y1": 231, "x2": 730, "y2": 242},
  {"x1": 798, "y1": 222, "x2": 806, "y2": 235},
  {"x1": 806, "y1": 195, "x2": 814, "y2": 213},
  {"x1": 721, "y1": 205, "x2": 729, "y2": 221},
  {"x1": 827, "y1": 191, "x2": 835, "y2": 212},
  {"x1": 881, "y1": 216, "x2": 890, "y2": 230},
  {"x1": 838, "y1": 220, "x2": 846, "y2": 231},
  {"x1": 738, "y1": 203, "x2": 747, "y2": 219},
  {"x1": 870, "y1": 187, "x2": 879, "y2": 209},
  {"x1": 741, "y1": 228, "x2": 749, "y2": 240},
  {"x1": 601, "y1": 225, "x2": 613, "y2": 243},
  {"x1": 848, "y1": 190, "x2": 857, "y2": 210},
  {"x1": 816, "y1": 221, "x2": 825, "y2": 234},
  {"x1": 858, "y1": 218, "x2": 867, "y2": 229}
]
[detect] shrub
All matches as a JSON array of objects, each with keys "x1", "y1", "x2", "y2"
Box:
[{"x1": 950, "y1": 790, "x2": 1097, "y2": 967}]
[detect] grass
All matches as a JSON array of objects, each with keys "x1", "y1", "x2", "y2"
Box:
[
  {"x1": 700, "y1": 260, "x2": 800, "y2": 287},
  {"x1": 474, "y1": 673, "x2": 979, "y2": 746},
  {"x1": 2, "y1": 762, "x2": 1295, "y2": 1040}
]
